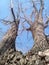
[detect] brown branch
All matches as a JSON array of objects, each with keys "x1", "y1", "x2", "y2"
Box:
[
  {"x1": 22, "y1": 12, "x2": 33, "y2": 25},
  {"x1": 31, "y1": 0, "x2": 39, "y2": 22},
  {"x1": 21, "y1": 21, "x2": 31, "y2": 31},
  {"x1": 20, "y1": 3, "x2": 33, "y2": 25},
  {"x1": 32, "y1": 0, "x2": 38, "y2": 13},
  {"x1": 39, "y1": 0, "x2": 44, "y2": 17},
  {"x1": 18, "y1": 21, "x2": 31, "y2": 35},
  {"x1": 30, "y1": 0, "x2": 38, "y2": 19}
]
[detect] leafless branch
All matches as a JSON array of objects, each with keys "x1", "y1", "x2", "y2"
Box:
[
  {"x1": 32, "y1": 0, "x2": 38, "y2": 13},
  {"x1": 17, "y1": 0, "x2": 20, "y2": 19},
  {"x1": 20, "y1": 3, "x2": 33, "y2": 25},
  {"x1": 21, "y1": 20, "x2": 31, "y2": 31},
  {"x1": 0, "y1": 19, "x2": 12, "y2": 25},
  {"x1": 44, "y1": 16, "x2": 49, "y2": 28},
  {"x1": 30, "y1": 9, "x2": 35, "y2": 19},
  {"x1": 46, "y1": 16, "x2": 49, "y2": 24},
  {"x1": 10, "y1": 0, "x2": 16, "y2": 22},
  {"x1": 18, "y1": 21, "x2": 31, "y2": 36},
  {"x1": 39, "y1": 0, "x2": 44, "y2": 17},
  {"x1": 31, "y1": 0, "x2": 39, "y2": 22}
]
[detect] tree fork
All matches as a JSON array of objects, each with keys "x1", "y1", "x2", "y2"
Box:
[{"x1": 22, "y1": 0, "x2": 49, "y2": 53}]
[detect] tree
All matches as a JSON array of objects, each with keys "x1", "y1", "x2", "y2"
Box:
[
  {"x1": 20, "y1": 0, "x2": 49, "y2": 53},
  {"x1": 0, "y1": 0, "x2": 49, "y2": 55},
  {"x1": 0, "y1": 0, "x2": 20, "y2": 55},
  {"x1": 0, "y1": 0, "x2": 49, "y2": 65}
]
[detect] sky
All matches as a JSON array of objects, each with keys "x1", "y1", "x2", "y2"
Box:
[{"x1": 0, "y1": 0, "x2": 49, "y2": 54}]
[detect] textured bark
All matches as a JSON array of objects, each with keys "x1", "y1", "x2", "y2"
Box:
[
  {"x1": 0, "y1": 2, "x2": 20, "y2": 55},
  {"x1": 30, "y1": 21, "x2": 49, "y2": 53},
  {"x1": 22, "y1": 0, "x2": 49, "y2": 53},
  {"x1": 0, "y1": 0, "x2": 49, "y2": 65},
  {"x1": 0, "y1": 21, "x2": 19, "y2": 55}
]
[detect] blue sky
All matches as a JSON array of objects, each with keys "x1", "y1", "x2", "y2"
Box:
[{"x1": 0, "y1": 0, "x2": 49, "y2": 54}]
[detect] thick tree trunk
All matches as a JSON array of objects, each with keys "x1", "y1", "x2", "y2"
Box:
[
  {"x1": 30, "y1": 19, "x2": 49, "y2": 53},
  {"x1": 0, "y1": 22, "x2": 19, "y2": 55}
]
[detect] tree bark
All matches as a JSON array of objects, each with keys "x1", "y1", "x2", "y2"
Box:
[
  {"x1": 0, "y1": 21, "x2": 19, "y2": 55},
  {"x1": 30, "y1": 17, "x2": 49, "y2": 53},
  {"x1": 22, "y1": 0, "x2": 49, "y2": 53}
]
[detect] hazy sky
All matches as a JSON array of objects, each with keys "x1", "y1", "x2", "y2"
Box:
[{"x1": 0, "y1": 0, "x2": 49, "y2": 54}]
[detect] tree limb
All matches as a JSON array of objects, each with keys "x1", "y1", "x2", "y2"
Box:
[
  {"x1": 20, "y1": 3, "x2": 33, "y2": 25},
  {"x1": 39, "y1": 0, "x2": 44, "y2": 17},
  {"x1": 10, "y1": 0, "x2": 16, "y2": 23},
  {"x1": 32, "y1": 0, "x2": 38, "y2": 14},
  {"x1": 44, "y1": 16, "x2": 49, "y2": 28},
  {"x1": 0, "y1": 19, "x2": 12, "y2": 25},
  {"x1": 32, "y1": 0, "x2": 39, "y2": 22}
]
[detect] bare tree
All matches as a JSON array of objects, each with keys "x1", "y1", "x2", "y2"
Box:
[
  {"x1": 0, "y1": 0, "x2": 20, "y2": 55},
  {"x1": 0, "y1": 0, "x2": 49, "y2": 55},
  {"x1": 21, "y1": 0, "x2": 49, "y2": 53},
  {"x1": 0, "y1": 0, "x2": 49, "y2": 65}
]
